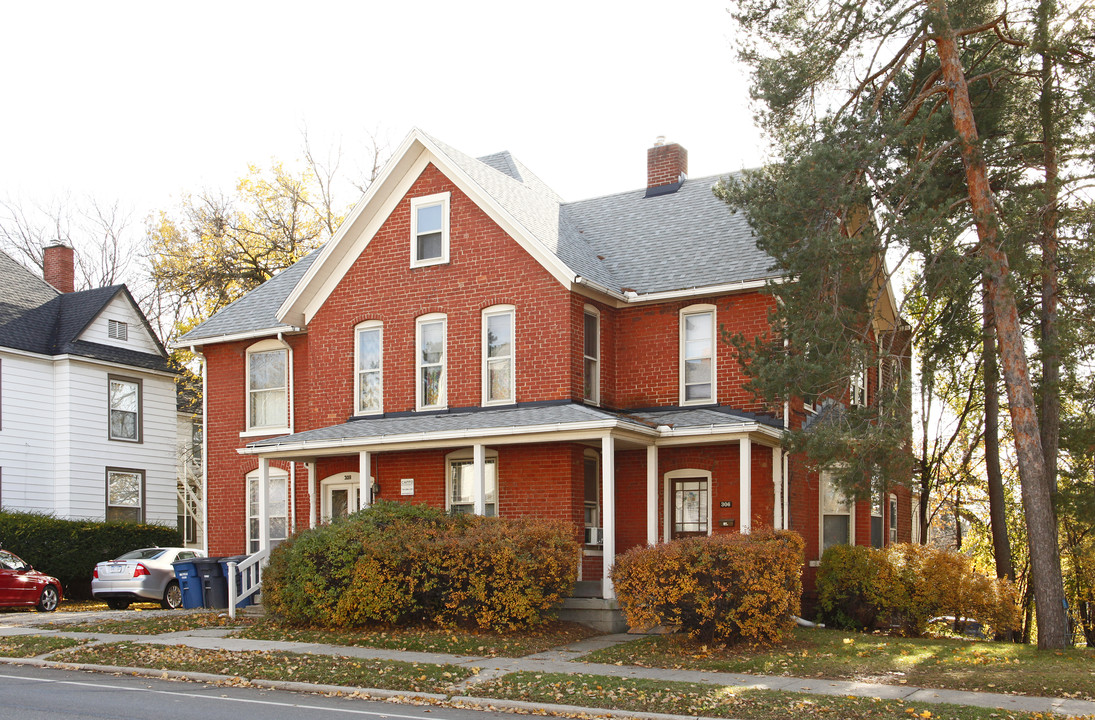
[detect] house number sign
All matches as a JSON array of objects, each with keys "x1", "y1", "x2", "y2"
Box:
[{"x1": 719, "y1": 500, "x2": 733, "y2": 508}]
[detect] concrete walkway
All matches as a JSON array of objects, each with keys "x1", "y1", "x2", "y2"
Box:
[{"x1": 0, "y1": 612, "x2": 1092, "y2": 718}]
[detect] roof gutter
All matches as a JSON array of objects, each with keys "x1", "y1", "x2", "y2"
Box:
[
  {"x1": 168, "y1": 325, "x2": 305, "y2": 350},
  {"x1": 575, "y1": 275, "x2": 785, "y2": 305}
]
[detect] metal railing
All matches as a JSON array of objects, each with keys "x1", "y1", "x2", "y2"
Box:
[{"x1": 226, "y1": 548, "x2": 267, "y2": 620}]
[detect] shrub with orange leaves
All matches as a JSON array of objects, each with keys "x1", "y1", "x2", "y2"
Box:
[
  {"x1": 817, "y1": 542, "x2": 1021, "y2": 636},
  {"x1": 611, "y1": 529, "x2": 804, "y2": 645},
  {"x1": 263, "y1": 500, "x2": 580, "y2": 631}
]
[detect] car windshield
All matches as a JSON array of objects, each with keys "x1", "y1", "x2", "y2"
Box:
[{"x1": 115, "y1": 548, "x2": 167, "y2": 561}]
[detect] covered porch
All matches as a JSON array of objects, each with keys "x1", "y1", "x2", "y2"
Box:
[{"x1": 239, "y1": 402, "x2": 787, "y2": 601}]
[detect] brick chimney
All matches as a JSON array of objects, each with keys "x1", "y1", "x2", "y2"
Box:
[
  {"x1": 43, "y1": 243, "x2": 75, "y2": 293},
  {"x1": 646, "y1": 136, "x2": 688, "y2": 192}
]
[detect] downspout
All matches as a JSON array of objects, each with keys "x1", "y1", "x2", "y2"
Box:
[
  {"x1": 277, "y1": 332, "x2": 294, "y2": 433},
  {"x1": 289, "y1": 461, "x2": 296, "y2": 534},
  {"x1": 191, "y1": 346, "x2": 209, "y2": 556}
]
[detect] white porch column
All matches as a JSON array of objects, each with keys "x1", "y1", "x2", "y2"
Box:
[
  {"x1": 359, "y1": 451, "x2": 372, "y2": 509},
  {"x1": 258, "y1": 457, "x2": 270, "y2": 551},
  {"x1": 307, "y1": 462, "x2": 317, "y2": 529},
  {"x1": 772, "y1": 446, "x2": 782, "y2": 529},
  {"x1": 646, "y1": 445, "x2": 658, "y2": 545},
  {"x1": 602, "y1": 435, "x2": 616, "y2": 599},
  {"x1": 739, "y1": 437, "x2": 752, "y2": 534},
  {"x1": 472, "y1": 444, "x2": 486, "y2": 515}
]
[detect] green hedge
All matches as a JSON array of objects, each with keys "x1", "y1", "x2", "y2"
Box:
[
  {"x1": 611, "y1": 530, "x2": 805, "y2": 645},
  {"x1": 263, "y1": 501, "x2": 580, "y2": 631},
  {"x1": 0, "y1": 511, "x2": 180, "y2": 599}
]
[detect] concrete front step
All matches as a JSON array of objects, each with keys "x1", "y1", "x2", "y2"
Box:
[{"x1": 556, "y1": 597, "x2": 627, "y2": 633}]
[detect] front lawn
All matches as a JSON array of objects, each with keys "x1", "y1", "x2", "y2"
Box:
[
  {"x1": 0, "y1": 635, "x2": 89, "y2": 657},
  {"x1": 584, "y1": 627, "x2": 1095, "y2": 700},
  {"x1": 50, "y1": 641, "x2": 469, "y2": 693},
  {"x1": 471, "y1": 671, "x2": 1049, "y2": 720},
  {"x1": 233, "y1": 619, "x2": 600, "y2": 657}
]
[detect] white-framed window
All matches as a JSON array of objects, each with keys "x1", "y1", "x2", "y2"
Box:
[
  {"x1": 889, "y1": 493, "x2": 899, "y2": 545},
  {"x1": 871, "y1": 486, "x2": 884, "y2": 548},
  {"x1": 354, "y1": 321, "x2": 383, "y2": 415},
  {"x1": 416, "y1": 314, "x2": 447, "y2": 410},
  {"x1": 246, "y1": 468, "x2": 288, "y2": 553},
  {"x1": 583, "y1": 449, "x2": 600, "y2": 541},
  {"x1": 410, "y1": 192, "x2": 450, "y2": 267},
  {"x1": 320, "y1": 472, "x2": 360, "y2": 522},
  {"x1": 583, "y1": 307, "x2": 600, "y2": 404},
  {"x1": 106, "y1": 468, "x2": 143, "y2": 522},
  {"x1": 820, "y1": 471, "x2": 854, "y2": 553},
  {"x1": 446, "y1": 449, "x2": 497, "y2": 516},
  {"x1": 911, "y1": 495, "x2": 922, "y2": 544},
  {"x1": 247, "y1": 340, "x2": 289, "y2": 432},
  {"x1": 680, "y1": 304, "x2": 716, "y2": 404},
  {"x1": 108, "y1": 319, "x2": 128, "y2": 341},
  {"x1": 108, "y1": 375, "x2": 141, "y2": 442},
  {"x1": 482, "y1": 305, "x2": 515, "y2": 405},
  {"x1": 850, "y1": 365, "x2": 867, "y2": 407}
]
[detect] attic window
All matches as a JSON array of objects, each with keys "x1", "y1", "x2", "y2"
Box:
[
  {"x1": 410, "y1": 192, "x2": 450, "y2": 267},
  {"x1": 108, "y1": 319, "x2": 128, "y2": 341}
]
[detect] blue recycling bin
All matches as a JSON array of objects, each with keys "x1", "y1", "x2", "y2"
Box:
[
  {"x1": 219, "y1": 555, "x2": 255, "y2": 609},
  {"x1": 171, "y1": 560, "x2": 204, "y2": 609}
]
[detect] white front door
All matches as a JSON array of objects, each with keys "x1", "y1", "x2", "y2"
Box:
[{"x1": 320, "y1": 472, "x2": 360, "y2": 522}]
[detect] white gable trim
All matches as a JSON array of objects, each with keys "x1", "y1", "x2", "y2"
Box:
[{"x1": 277, "y1": 129, "x2": 578, "y2": 328}]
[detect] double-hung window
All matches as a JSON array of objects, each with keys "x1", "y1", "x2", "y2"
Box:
[
  {"x1": 106, "y1": 468, "x2": 143, "y2": 522},
  {"x1": 680, "y1": 305, "x2": 715, "y2": 404},
  {"x1": 410, "y1": 193, "x2": 450, "y2": 267},
  {"x1": 483, "y1": 306, "x2": 515, "y2": 405},
  {"x1": 583, "y1": 308, "x2": 599, "y2": 404},
  {"x1": 247, "y1": 469, "x2": 288, "y2": 553},
  {"x1": 108, "y1": 376, "x2": 141, "y2": 442},
  {"x1": 447, "y1": 451, "x2": 497, "y2": 516},
  {"x1": 417, "y1": 314, "x2": 447, "y2": 410},
  {"x1": 821, "y1": 471, "x2": 853, "y2": 553},
  {"x1": 355, "y1": 321, "x2": 383, "y2": 415},
  {"x1": 889, "y1": 493, "x2": 899, "y2": 545},
  {"x1": 247, "y1": 341, "x2": 289, "y2": 431},
  {"x1": 850, "y1": 365, "x2": 867, "y2": 407}
]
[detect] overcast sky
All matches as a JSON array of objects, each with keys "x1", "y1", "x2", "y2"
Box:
[{"x1": 1, "y1": 1, "x2": 766, "y2": 223}]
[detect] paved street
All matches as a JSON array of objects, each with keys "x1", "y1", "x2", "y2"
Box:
[{"x1": 0, "y1": 663, "x2": 530, "y2": 720}]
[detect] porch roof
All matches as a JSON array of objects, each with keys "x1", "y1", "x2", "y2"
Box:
[{"x1": 239, "y1": 402, "x2": 783, "y2": 458}]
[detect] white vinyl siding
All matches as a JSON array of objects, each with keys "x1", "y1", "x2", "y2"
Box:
[
  {"x1": 483, "y1": 306, "x2": 515, "y2": 405},
  {"x1": 78, "y1": 294, "x2": 160, "y2": 354}
]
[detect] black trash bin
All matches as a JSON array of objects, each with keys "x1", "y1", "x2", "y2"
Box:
[
  {"x1": 219, "y1": 555, "x2": 255, "y2": 609},
  {"x1": 192, "y1": 557, "x2": 228, "y2": 609}
]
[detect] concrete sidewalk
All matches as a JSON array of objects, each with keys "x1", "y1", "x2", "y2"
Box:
[{"x1": 1, "y1": 615, "x2": 1092, "y2": 718}]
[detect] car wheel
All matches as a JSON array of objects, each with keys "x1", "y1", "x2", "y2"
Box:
[
  {"x1": 161, "y1": 580, "x2": 183, "y2": 609},
  {"x1": 36, "y1": 586, "x2": 59, "y2": 612},
  {"x1": 106, "y1": 599, "x2": 131, "y2": 610}
]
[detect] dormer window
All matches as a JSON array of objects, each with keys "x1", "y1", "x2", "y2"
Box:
[
  {"x1": 108, "y1": 319, "x2": 128, "y2": 341},
  {"x1": 410, "y1": 193, "x2": 450, "y2": 267}
]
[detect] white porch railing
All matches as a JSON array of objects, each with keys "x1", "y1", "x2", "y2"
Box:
[{"x1": 226, "y1": 548, "x2": 267, "y2": 619}]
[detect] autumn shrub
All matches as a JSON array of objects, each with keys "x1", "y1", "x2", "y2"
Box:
[
  {"x1": 263, "y1": 501, "x2": 580, "y2": 631},
  {"x1": 817, "y1": 542, "x2": 1021, "y2": 636},
  {"x1": 611, "y1": 529, "x2": 804, "y2": 645}
]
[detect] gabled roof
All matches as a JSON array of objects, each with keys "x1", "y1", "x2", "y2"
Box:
[
  {"x1": 176, "y1": 129, "x2": 781, "y2": 346},
  {"x1": 0, "y1": 254, "x2": 171, "y2": 373}
]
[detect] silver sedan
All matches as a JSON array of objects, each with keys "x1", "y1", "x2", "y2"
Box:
[{"x1": 91, "y1": 547, "x2": 204, "y2": 610}]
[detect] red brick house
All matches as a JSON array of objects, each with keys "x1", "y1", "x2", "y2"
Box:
[{"x1": 176, "y1": 130, "x2": 914, "y2": 617}]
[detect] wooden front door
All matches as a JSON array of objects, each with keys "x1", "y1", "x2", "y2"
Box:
[{"x1": 671, "y1": 477, "x2": 709, "y2": 540}]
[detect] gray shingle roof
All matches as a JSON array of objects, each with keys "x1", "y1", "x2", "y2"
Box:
[
  {"x1": 0, "y1": 256, "x2": 171, "y2": 372},
  {"x1": 0, "y1": 250, "x2": 58, "y2": 327},
  {"x1": 177, "y1": 133, "x2": 777, "y2": 344},
  {"x1": 246, "y1": 403, "x2": 646, "y2": 449},
  {"x1": 175, "y1": 249, "x2": 321, "y2": 344},
  {"x1": 628, "y1": 406, "x2": 783, "y2": 430}
]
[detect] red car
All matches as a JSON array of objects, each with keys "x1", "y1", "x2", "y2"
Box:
[{"x1": 0, "y1": 549, "x2": 61, "y2": 611}]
